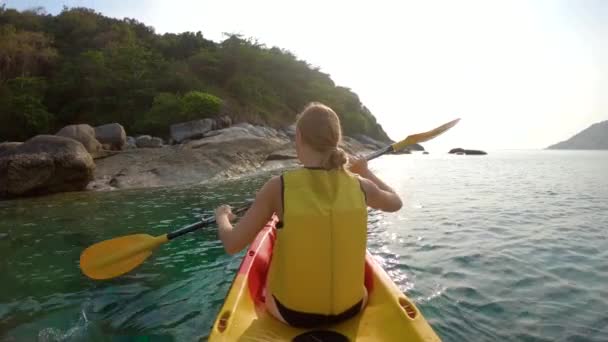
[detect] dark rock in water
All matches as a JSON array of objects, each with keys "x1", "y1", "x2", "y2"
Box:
[
  {"x1": 449, "y1": 148, "x2": 464, "y2": 154},
  {"x1": 423, "y1": 151, "x2": 429, "y2": 155},
  {"x1": 135, "y1": 135, "x2": 163, "y2": 148},
  {"x1": 95, "y1": 123, "x2": 127, "y2": 150},
  {"x1": 547, "y1": 120, "x2": 608, "y2": 149},
  {"x1": 407, "y1": 143, "x2": 425, "y2": 151},
  {"x1": 56, "y1": 124, "x2": 102, "y2": 158},
  {"x1": 0, "y1": 135, "x2": 95, "y2": 198},
  {"x1": 449, "y1": 147, "x2": 487, "y2": 155},
  {"x1": 170, "y1": 119, "x2": 215, "y2": 143}
]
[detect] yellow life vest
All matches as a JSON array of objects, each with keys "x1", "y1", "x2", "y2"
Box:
[{"x1": 268, "y1": 168, "x2": 368, "y2": 315}]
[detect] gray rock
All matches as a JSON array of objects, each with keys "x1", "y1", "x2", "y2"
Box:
[
  {"x1": 266, "y1": 147, "x2": 297, "y2": 161},
  {"x1": 136, "y1": 135, "x2": 163, "y2": 148},
  {"x1": 0, "y1": 142, "x2": 22, "y2": 154},
  {"x1": 215, "y1": 115, "x2": 232, "y2": 129},
  {"x1": 0, "y1": 135, "x2": 95, "y2": 198},
  {"x1": 126, "y1": 136, "x2": 137, "y2": 149},
  {"x1": 95, "y1": 123, "x2": 127, "y2": 150},
  {"x1": 283, "y1": 124, "x2": 296, "y2": 139},
  {"x1": 170, "y1": 119, "x2": 215, "y2": 143},
  {"x1": 448, "y1": 147, "x2": 487, "y2": 155},
  {"x1": 56, "y1": 124, "x2": 102, "y2": 157}
]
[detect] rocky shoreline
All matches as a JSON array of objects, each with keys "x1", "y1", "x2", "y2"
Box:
[
  {"x1": 1, "y1": 119, "x2": 385, "y2": 199},
  {"x1": 90, "y1": 123, "x2": 382, "y2": 191}
]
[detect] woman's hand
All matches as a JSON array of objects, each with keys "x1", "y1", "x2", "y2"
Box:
[
  {"x1": 349, "y1": 156, "x2": 371, "y2": 177},
  {"x1": 215, "y1": 205, "x2": 237, "y2": 223}
]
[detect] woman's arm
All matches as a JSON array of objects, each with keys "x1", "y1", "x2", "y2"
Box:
[
  {"x1": 215, "y1": 176, "x2": 281, "y2": 255},
  {"x1": 350, "y1": 157, "x2": 403, "y2": 212}
]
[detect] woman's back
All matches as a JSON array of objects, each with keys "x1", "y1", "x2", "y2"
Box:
[{"x1": 268, "y1": 168, "x2": 367, "y2": 315}]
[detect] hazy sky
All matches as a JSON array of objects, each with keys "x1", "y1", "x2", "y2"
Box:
[{"x1": 6, "y1": 0, "x2": 608, "y2": 150}]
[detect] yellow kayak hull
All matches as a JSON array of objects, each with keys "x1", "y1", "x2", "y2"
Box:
[{"x1": 209, "y1": 219, "x2": 441, "y2": 341}]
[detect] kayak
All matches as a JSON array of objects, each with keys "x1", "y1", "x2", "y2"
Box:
[{"x1": 209, "y1": 217, "x2": 441, "y2": 341}]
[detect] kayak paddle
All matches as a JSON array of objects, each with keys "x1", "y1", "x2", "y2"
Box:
[
  {"x1": 365, "y1": 118, "x2": 460, "y2": 160},
  {"x1": 80, "y1": 205, "x2": 250, "y2": 280},
  {"x1": 80, "y1": 118, "x2": 460, "y2": 280}
]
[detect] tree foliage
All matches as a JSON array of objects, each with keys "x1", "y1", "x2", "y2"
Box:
[{"x1": 0, "y1": 6, "x2": 390, "y2": 142}]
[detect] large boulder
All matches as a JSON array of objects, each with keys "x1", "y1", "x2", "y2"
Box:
[
  {"x1": 170, "y1": 119, "x2": 215, "y2": 143},
  {"x1": 136, "y1": 135, "x2": 163, "y2": 148},
  {"x1": 94, "y1": 123, "x2": 127, "y2": 150},
  {"x1": 0, "y1": 135, "x2": 95, "y2": 198},
  {"x1": 56, "y1": 124, "x2": 102, "y2": 157}
]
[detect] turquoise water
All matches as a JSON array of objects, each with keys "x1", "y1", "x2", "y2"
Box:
[{"x1": 1, "y1": 150, "x2": 607, "y2": 341}]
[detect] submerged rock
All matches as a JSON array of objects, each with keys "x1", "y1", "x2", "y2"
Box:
[{"x1": 0, "y1": 135, "x2": 95, "y2": 198}]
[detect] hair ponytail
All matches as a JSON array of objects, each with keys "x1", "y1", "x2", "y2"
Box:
[
  {"x1": 322, "y1": 147, "x2": 348, "y2": 170},
  {"x1": 296, "y1": 102, "x2": 348, "y2": 170}
]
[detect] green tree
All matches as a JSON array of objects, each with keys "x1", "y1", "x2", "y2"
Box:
[
  {"x1": 135, "y1": 92, "x2": 183, "y2": 136},
  {"x1": 0, "y1": 25, "x2": 57, "y2": 81},
  {"x1": 181, "y1": 91, "x2": 222, "y2": 120},
  {"x1": 0, "y1": 77, "x2": 53, "y2": 141},
  {"x1": 0, "y1": 7, "x2": 391, "y2": 142}
]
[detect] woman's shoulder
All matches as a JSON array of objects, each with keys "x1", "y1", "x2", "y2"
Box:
[{"x1": 259, "y1": 175, "x2": 282, "y2": 197}]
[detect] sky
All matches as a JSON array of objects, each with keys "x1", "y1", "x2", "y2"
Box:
[{"x1": 5, "y1": 0, "x2": 608, "y2": 150}]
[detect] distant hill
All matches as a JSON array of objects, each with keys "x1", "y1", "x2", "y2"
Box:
[{"x1": 547, "y1": 120, "x2": 608, "y2": 150}]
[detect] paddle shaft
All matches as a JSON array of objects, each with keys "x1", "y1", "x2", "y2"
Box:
[{"x1": 165, "y1": 204, "x2": 250, "y2": 240}]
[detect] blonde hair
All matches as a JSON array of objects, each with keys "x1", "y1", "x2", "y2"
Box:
[{"x1": 296, "y1": 102, "x2": 348, "y2": 170}]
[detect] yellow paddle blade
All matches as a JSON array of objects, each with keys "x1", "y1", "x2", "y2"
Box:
[
  {"x1": 392, "y1": 118, "x2": 461, "y2": 152},
  {"x1": 80, "y1": 233, "x2": 168, "y2": 280}
]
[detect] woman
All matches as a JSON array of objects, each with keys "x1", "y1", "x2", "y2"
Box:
[{"x1": 215, "y1": 102, "x2": 402, "y2": 327}]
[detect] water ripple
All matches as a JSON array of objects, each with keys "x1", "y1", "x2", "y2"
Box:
[{"x1": 1, "y1": 151, "x2": 608, "y2": 341}]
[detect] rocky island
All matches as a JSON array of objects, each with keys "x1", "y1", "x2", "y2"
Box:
[{"x1": 547, "y1": 120, "x2": 608, "y2": 150}]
